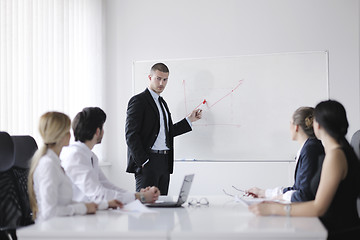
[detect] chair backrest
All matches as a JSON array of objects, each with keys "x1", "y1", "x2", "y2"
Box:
[
  {"x1": 11, "y1": 135, "x2": 38, "y2": 169},
  {"x1": 0, "y1": 132, "x2": 22, "y2": 231},
  {"x1": 0, "y1": 132, "x2": 15, "y2": 172},
  {"x1": 350, "y1": 130, "x2": 360, "y2": 161},
  {"x1": 11, "y1": 135, "x2": 37, "y2": 227},
  {"x1": 350, "y1": 130, "x2": 360, "y2": 209},
  {"x1": 0, "y1": 134, "x2": 35, "y2": 231}
]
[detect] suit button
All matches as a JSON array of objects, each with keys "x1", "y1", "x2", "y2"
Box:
[{"x1": 155, "y1": 134, "x2": 158, "y2": 137}]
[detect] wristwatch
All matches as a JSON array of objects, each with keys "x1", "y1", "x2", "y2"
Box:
[{"x1": 140, "y1": 193, "x2": 146, "y2": 203}]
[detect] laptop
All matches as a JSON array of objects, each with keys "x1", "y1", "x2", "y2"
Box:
[{"x1": 145, "y1": 174, "x2": 194, "y2": 208}]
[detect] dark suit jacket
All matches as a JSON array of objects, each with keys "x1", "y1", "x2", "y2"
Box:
[
  {"x1": 125, "y1": 89, "x2": 192, "y2": 174},
  {"x1": 283, "y1": 138, "x2": 325, "y2": 202}
]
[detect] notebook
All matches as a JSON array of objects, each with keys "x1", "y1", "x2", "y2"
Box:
[{"x1": 145, "y1": 174, "x2": 194, "y2": 208}]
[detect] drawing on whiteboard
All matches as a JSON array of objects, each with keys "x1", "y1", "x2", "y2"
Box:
[
  {"x1": 134, "y1": 51, "x2": 328, "y2": 161},
  {"x1": 186, "y1": 99, "x2": 207, "y2": 117},
  {"x1": 183, "y1": 79, "x2": 244, "y2": 127}
]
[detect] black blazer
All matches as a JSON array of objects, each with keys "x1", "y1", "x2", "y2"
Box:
[
  {"x1": 125, "y1": 89, "x2": 192, "y2": 174},
  {"x1": 283, "y1": 138, "x2": 325, "y2": 202}
]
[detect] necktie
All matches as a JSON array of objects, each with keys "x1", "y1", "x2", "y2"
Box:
[
  {"x1": 158, "y1": 96, "x2": 170, "y2": 148},
  {"x1": 91, "y1": 156, "x2": 94, "y2": 167}
]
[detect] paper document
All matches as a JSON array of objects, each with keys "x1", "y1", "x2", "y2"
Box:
[
  {"x1": 235, "y1": 195, "x2": 286, "y2": 206},
  {"x1": 116, "y1": 200, "x2": 157, "y2": 214}
]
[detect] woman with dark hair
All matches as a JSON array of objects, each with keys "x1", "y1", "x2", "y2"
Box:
[
  {"x1": 249, "y1": 100, "x2": 360, "y2": 239},
  {"x1": 247, "y1": 107, "x2": 324, "y2": 202}
]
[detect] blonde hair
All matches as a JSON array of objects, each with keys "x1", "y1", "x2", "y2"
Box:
[{"x1": 28, "y1": 111, "x2": 71, "y2": 220}]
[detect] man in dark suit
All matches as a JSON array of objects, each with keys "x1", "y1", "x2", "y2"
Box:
[{"x1": 125, "y1": 63, "x2": 202, "y2": 195}]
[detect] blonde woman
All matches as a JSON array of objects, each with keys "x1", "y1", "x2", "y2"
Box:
[{"x1": 28, "y1": 112, "x2": 98, "y2": 222}]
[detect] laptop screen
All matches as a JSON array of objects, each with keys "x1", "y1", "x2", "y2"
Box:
[{"x1": 177, "y1": 174, "x2": 194, "y2": 204}]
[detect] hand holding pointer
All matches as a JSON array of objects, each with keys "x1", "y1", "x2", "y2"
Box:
[{"x1": 188, "y1": 109, "x2": 202, "y2": 122}]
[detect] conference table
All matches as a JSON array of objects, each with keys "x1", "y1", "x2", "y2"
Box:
[{"x1": 17, "y1": 196, "x2": 327, "y2": 240}]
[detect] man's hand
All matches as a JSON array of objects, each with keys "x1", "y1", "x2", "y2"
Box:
[
  {"x1": 188, "y1": 109, "x2": 202, "y2": 122},
  {"x1": 140, "y1": 187, "x2": 150, "y2": 192},
  {"x1": 136, "y1": 186, "x2": 160, "y2": 203},
  {"x1": 143, "y1": 186, "x2": 160, "y2": 203}
]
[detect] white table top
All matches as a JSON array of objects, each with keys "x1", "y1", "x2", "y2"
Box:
[{"x1": 17, "y1": 196, "x2": 327, "y2": 240}]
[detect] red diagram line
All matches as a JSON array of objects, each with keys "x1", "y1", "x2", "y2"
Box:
[
  {"x1": 208, "y1": 80, "x2": 243, "y2": 109},
  {"x1": 186, "y1": 99, "x2": 207, "y2": 117},
  {"x1": 186, "y1": 79, "x2": 244, "y2": 116}
]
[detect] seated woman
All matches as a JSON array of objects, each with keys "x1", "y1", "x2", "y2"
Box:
[
  {"x1": 247, "y1": 107, "x2": 325, "y2": 202},
  {"x1": 249, "y1": 100, "x2": 360, "y2": 239},
  {"x1": 28, "y1": 112, "x2": 122, "y2": 222}
]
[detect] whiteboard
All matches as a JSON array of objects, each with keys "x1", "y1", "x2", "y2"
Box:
[{"x1": 133, "y1": 51, "x2": 329, "y2": 161}]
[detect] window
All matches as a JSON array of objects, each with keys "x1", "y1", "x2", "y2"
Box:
[{"x1": 0, "y1": 0, "x2": 104, "y2": 152}]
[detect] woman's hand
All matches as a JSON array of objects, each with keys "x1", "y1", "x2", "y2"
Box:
[
  {"x1": 272, "y1": 194, "x2": 284, "y2": 200},
  {"x1": 246, "y1": 187, "x2": 265, "y2": 198},
  {"x1": 108, "y1": 199, "x2": 124, "y2": 209},
  {"x1": 85, "y1": 202, "x2": 97, "y2": 214},
  {"x1": 248, "y1": 202, "x2": 282, "y2": 216}
]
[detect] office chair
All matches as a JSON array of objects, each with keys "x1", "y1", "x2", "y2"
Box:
[
  {"x1": 11, "y1": 136, "x2": 37, "y2": 169},
  {"x1": 11, "y1": 136, "x2": 38, "y2": 227},
  {"x1": 0, "y1": 132, "x2": 19, "y2": 240},
  {"x1": 350, "y1": 130, "x2": 360, "y2": 221},
  {"x1": 350, "y1": 130, "x2": 360, "y2": 160},
  {"x1": 0, "y1": 134, "x2": 38, "y2": 240},
  {"x1": 0, "y1": 132, "x2": 15, "y2": 171}
]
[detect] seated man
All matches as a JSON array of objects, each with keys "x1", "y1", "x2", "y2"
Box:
[{"x1": 61, "y1": 107, "x2": 159, "y2": 207}]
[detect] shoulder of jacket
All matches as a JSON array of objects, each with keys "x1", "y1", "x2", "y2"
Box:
[{"x1": 130, "y1": 89, "x2": 149, "y2": 102}]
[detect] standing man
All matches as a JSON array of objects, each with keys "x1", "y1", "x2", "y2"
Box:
[
  {"x1": 126, "y1": 63, "x2": 202, "y2": 195},
  {"x1": 61, "y1": 107, "x2": 159, "y2": 206}
]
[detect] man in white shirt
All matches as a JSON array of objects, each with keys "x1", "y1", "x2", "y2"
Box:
[{"x1": 61, "y1": 107, "x2": 159, "y2": 206}]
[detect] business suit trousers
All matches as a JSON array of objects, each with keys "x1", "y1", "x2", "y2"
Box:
[{"x1": 135, "y1": 152, "x2": 170, "y2": 195}]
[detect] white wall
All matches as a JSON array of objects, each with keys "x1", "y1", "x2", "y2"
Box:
[{"x1": 101, "y1": 0, "x2": 360, "y2": 195}]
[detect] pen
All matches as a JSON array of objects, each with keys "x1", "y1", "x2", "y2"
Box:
[
  {"x1": 195, "y1": 109, "x2": 202, "y2": 117},
  {"x1": 142, "y1": 159, "x2": 149, "y2": 167}
]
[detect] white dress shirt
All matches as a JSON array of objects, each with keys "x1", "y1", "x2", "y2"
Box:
[
  {"x1": 61, "y1": 142, "x2": 135, "y2": 205},
  {"x1": 33, "y1": 149, "x2": 87, "y2": 222},
  {"x1": 148, "y1": 88, "x2": 191, "y2": 151}
]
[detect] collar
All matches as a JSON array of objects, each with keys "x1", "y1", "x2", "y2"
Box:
[
  {"x1": 296, "y1": 138, "x2": 308, "y2": 161},
  {"x1": 148, "y1": 87, "x2": 160, "y2": 101},
  {"x1": 72, "y1": 141, "x2": 93, "y2": 159},
  {"x1": 46, "y1": 148, "x2": 61, "y2": 165}
]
